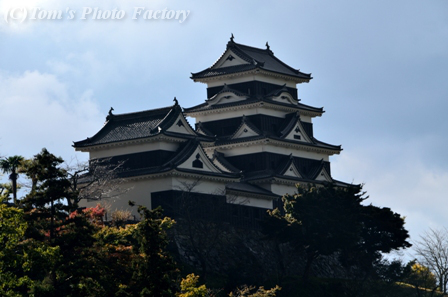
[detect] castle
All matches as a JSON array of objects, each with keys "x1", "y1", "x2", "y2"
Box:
[{"x1": 73, "y1": 36, "x2": 348, "y2": 227}]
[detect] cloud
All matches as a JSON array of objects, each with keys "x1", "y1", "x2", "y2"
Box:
[
  {"x1": 0, "y1": 70, "x2": 103, "y2": 161},
  {"x1": 46, "y1": 51, "x2": 121, "y2": 88},
  {"x1": 332, "y1": 141, "x2": 448, "y2": 254}
]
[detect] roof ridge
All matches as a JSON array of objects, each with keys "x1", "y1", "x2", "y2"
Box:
[
  {"x1": 229, "y1": 41, "x2": 312, "y2": 78},
  {"x1": 108, "y1": 105, "x2": 174, "y2": 121},
  {"x1": 212, "y1": 151, "x2": 241, "y2": 173},
  {"x1": 196, "y1": 121, "x2": 215, "y2": 137}
]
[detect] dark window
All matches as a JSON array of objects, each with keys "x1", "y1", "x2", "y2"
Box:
[
  {"x1": 294, "y1": 135, "x2": 301, "y2": 140},
  {"x1": 192, "y1": 153, "x2": 203, "y2": 168}
]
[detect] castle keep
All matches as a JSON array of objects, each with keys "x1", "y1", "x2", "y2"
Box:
[{"x1": 74, "y1": 37, "x2": 348, "y2": 226}]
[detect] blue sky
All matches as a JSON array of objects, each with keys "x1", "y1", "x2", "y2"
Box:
[{"x1": 1, "y1": 0, "x2": 448, "y2": 259}]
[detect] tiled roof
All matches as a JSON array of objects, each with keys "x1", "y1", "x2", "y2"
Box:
[
  {"x1": 73, "y1": 103, "x2": 204, "y2": 148},
  {"x1": 307, "y1": 159, "x2": 327, "y2": 180},
  {"x1": 241, "y1": 169, "x2": 327, "y2": 185},
  {"x1": 196, "y1": 122, "x2": 216, "y2": 137},
  {"x1": 213, "y1": 134, "x2": 341, "y2": 152},
  {"x1": 266, "y1": 84, "x2": 289, "y2": 97},
  {"x1": 212, "y1": 151, "x2": 241, "y2": 173},
  {"x1": 183, "y1": 96, "x2": 323, "y2": 115},
  {"x1": 207, "y1": 84, "x2": 248, "y2": 100},
  {"x1": 73, "y1": 105, "x2": 175, "y2": 147},
  {"x1": 192, "y1": 64, "x2": 258, "y2": 79},
  {"x1": 108, "y1": 139, "x2": 239, "y2": 179},
  {"x1": 226, "y1": 182, "x2": 280, "y2": 198},
  {"x1": 191, "y1": 40, "x2": 312, "y2": 81}
]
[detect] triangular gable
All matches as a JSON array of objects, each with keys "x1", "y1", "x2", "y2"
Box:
[
  {"x1": 283, "y1": 118, "x2": 312, "y2": 143},
  {"x1": 282, "y1": 162, "x2": 303, "y2": 179},
  {"x1": 177, "y1": 145, "x2": 222, "y2": 174},
  {"x1": 213, "y1": 49, "x2": 250, "y2": 69},
  {"x1": 165, "y1": 113, "x2": 197, "y2": 136},
  {"x1": 314, "y1": 167, "x2": 333, "y2": 182},
  {"x1": 231, "y1": 122, "x2": 261, "y2": 139}
]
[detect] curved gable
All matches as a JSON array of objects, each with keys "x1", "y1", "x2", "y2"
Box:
[
  {"x1": 271, "y1": 91, "x2": 298, "y2": 106},
  {"x1": 213, "y1": 50, "x2": 251, "y2": 69}
]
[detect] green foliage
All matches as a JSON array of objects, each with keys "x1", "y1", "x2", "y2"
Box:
[
  {"x1": 264, "y1": 183, "x2": 411, "y2": 280},
  {"x1": 0, "y1": 155, "x2": 25, "y2": 205},
  {"x1": 20, "y1": 148, "x2": 77, "y2": 242},
  {"x1": 0, "y1": 201, "x2": 29, "y2": 295},
  {"x1": 0, "y1": 182, "x2": 12, "y2": 200},
  {"x1": 126, "y1": 206, "x2": 179, "y2": 297},
  {"x1": 1, "y1": 149, "x2": 183, "y2": 296},
  {"x1": 0, "y1": 200, "x2": 60, "y2": 296},
  {"x1": 229, "y1": 285, "x2": 281, "y2": 297},
  {"x1": 6, "y1": 149, "x2": 416, "y2": 296},
  {"x1": 177, "y1": 274, "x2": 208, "y2": 297},
  {"x1": 403, "y1": 260, "x2": 438, "y2": 292}
]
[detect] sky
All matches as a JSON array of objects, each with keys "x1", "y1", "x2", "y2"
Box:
[{"x1": 1, "y1": 0, "x2": 447, "y2": 260}]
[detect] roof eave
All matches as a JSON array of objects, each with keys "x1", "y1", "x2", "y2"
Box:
[{"x1": 191, "y1": 68, "x2": 311, "y2": 84}]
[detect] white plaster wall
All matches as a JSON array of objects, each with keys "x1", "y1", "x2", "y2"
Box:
[
  {"x1": 253, "y1": 182, "x2": 297, "y2": 198},
  {"x1": 227, "y1": 195, "x2": 273, "y2": 209},
  {"x1": 79, "y1": 176, "x2": 228, "y2": 219},
  {"x1": 271, "y1": 183, "x2": 297, "y2": 197},
  {"x1": 300, "y1": 115, "x2": 312, "y2": 123},
  {"x1": 171, "y1": 177, "x2": 227, "y2": 195}
]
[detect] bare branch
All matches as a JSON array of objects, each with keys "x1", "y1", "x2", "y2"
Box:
[
  {"x1": 65, "y1": 157, "x2": 132, "y2": 206},
  {"x1": 414, "y1": 227, "x2": 448, "y2": 294}
]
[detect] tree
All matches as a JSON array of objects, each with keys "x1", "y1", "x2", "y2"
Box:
[
  {"x1": 263, "y1": 183, "x2": 411, "y2": 280},
  {"x1": 65, "y1": 157, "x2": 130, "y2": 208},
  {"x1": 0, "y1": 198, "x2": 60, "y2": 296},
  {"x1": 229, "y1": 285, "x2": 281, "y2": 297},
  {"x1": 20, "y1": 157, "x2": 43, "y2": 193},
  {"x1": 2, "y1": 149, "x2": 194, "y2": 296},
  {"x1": 125, "y1": 205, "x2": 179, "y2": 297},
  {"x1": 0, "y1": 182, "x2": 12, "y2": 200},
  {"x1": 21, "y1": 148, "x2": 76, "y2": 241},
  {"x1": 176, "y1": 274, "x2": 208, "y2": 297},
  {"x1": 414, "y1": 228, "x2": 448, "y2": 294},
  {"x1": 403, "y1": 260, "x2": 438, "y2": 296},
  {"x1": 0, "y1": 155, "x2": 24, "y2": 205}
]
